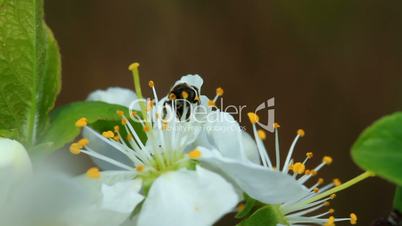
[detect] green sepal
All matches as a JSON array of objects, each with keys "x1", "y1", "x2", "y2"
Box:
[
  {"x1": 235, "y1": 194, "x2": 257, "y2": 219},
  {"x1": 237, "y1": 205, "x2": 288, "y2": 226}
]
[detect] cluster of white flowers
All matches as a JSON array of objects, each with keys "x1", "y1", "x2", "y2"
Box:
[{"x1": 0, "y1": 63, "x2": 371, "y2": 226}]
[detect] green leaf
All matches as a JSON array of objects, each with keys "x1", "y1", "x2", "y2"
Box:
[
  {"x1": 90, "y1": 119, "x2": 146, "y2": 144},
  {"x1": 39, "y1": 101, "x2": 140, "y2": 153},
  {"x1": 237, "y1": 205, "x2": 287, "y2": 226},
  {"x1": 0, "y1": 0, "x2": 61, "y2": 148},
  {"x1": 394, "y1": 186, "x2": 402, "y2": 212},
  {"x1": 351, "y1": 112, "x2": 402, "y2": 185},
  {"x1": 235, "y1": 194, "x2": 257, "y2": 219},
  {"x1": 38, "y1": 26, "x2": 62, "y2": 138},
  {"x1": 0, "y1": 128, "x2": 18, "y2": 139}
]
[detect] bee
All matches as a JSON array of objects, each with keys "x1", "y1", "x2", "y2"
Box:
[{"x1": 163, "y1": 82, "x2": 201, "y2": 120}]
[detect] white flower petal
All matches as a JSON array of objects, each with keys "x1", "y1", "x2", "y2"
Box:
[
  {"x1": 241, "y1": 131, "x2": 260, "y2": 163},
  {"x1": 2, "y1": 172, "x2": 96, "y2": 226},
  {"x1": 199, "y1": 148, "x2": 309, "y2": 204},
  {"x1": 65, "y1": 171, "x2": 140, "y2": 226},
  {"x1": 65, "y1": 207, "x2": 135, "y2": 226},
  {"x1": 174, "y1": 74, "x2": 204, "y2": 91},
  {"x1": 137, "y1": 166, "x2": 240, "y2": 226},
  {"x1": 196, "y1": 111, "x2": 247, "y2": 160},
  {"x1": 74, "y1": 170, "x2": 137, "y2": 207},
  {"x1": 0, "y1": 138, "x2": 31, "y2": 205},
  {"x1": 101, "y1": 179, "x2": 144, "y2": 213},
  {"x1": 78, "y1": 170, "x2": 137, "y2": 192},
  {"x1": 87, "y1": 87, "x2": 139, "y2": 109},
  {"x1": 0, "y1": 137, "x2": 31, "y2": 174},
  {"x1": 83, "y1": 127, "x2": 134, "y2": 170}
]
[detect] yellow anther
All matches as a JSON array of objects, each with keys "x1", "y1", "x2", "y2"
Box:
[
  {"x1": 306, "y1": 152, "x2": 313, "y2": 159},
  {"x1": 257, "y1": 130, "x2": 266, "y2": 140},
  {"x1": 102, "y1": 131, "x2": 114, "y2": 138},
  {"x1": 136, "y1": 164, "x2": 145, "y2": 172},
  {"x1": 128, "y1": 62, "x2": 140, "y2": 71},
  {"x1": 329, "y1": 208, "x2": 335, "y2": 214},
  {"x1": 121, "y1": 118, "x2": 128, "y2": 125},
  {"x1": 297, "y1": 129, "x2": 305, "y2": 137},
  {"x1": 310, "y1": 170, "x2": 318, "y2": 176},
  {"x1": 169, "y1": 93, "x2": 176, "y2": 100},
  {"x1": 326, "y1": 216, "x2": 335, "y2": 226},
  {"x1": 333, "y1": 178, "x2": 342, "y2": 186},
  {"x1": 313, "y1": 188, "x2": 320, "y2": 193},
  {"x1": 181, "y1": 91, "x2": 189, "y2": 99},
  {"x1": 69, "y1": 143, "x2": 81, "y2": 155},
  {"x1": 324, "y1": 201, "x2": 330, "y2": 206},
  {"x1": 86, "y1": 167, "x2": 101, "y2": 179},
  {"x1": 131, "y1": 111, "x2": 137, "y2": 117},
  {"x1": 323, "y1": 156, "x2": 333, "y2": 165},
  {"x1": 236, "y1": 203, "x2": 245, "y2": 213},
  {"x1": 304, "y1": 169, "x2": 311, "y2": 175},
  {"x1": 247, "y1": 112, "x2": 259, "y2": 124},
  {"x1": 317, "y1": 178, "x2": 324, "y2": 185},
  {"x1": 292, "y1": 162, "x2": 305, "y2": 174},
  {"x1": 208, "y1": 100, "x2": 216, "y2": 107},
  {"x1": 116, "y1": 110, "x2": 125, "y2": 117},
  {"x1": 350, "y1": 213, "x2": 357, "y2": 224},
  {"x1": 114, "y1": 125, "x2": 120, "y2": 132},
  {"x1": 126, "y1": 134, "x2": 133, "y2": 141},
  {"x1": 330, "y1": 194, "x2": 336, "y2": 199},
  {"x1": 273, "y1": 122, "x2": 280, "y2": 129},
  {"x1": 78, "y1": 138, "x2": 89, "y2": 147},
  {"x1": 113, "y1": 135, "x2": 120, "y2": 141},
  {"x1": 143, "y1": 125, "x2": 150, "y2": 132},
  {"x1": 75, "y1": 117, "x2": 88, "y2": 128},
  {"x1": 148, "y1": 80, "x2": 154, "y2": 88},
  {"x1": 188, "y1": 149, "x2": 202, "y2": 159},
  {"x1": 216, "y1": 87, "x2": 224, "y2": 96}
]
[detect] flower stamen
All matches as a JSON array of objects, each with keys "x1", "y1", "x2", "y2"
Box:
[
  {"x1": 247, "y1": 113, "x2": 259, "y2": 124},
  {"x1": 350, "y1": 213, "x2": 357, "y2": 224},
  {"x1": 69, "y1": 143, "x2": 81, "y2": 155},
  {"x1": 86, "y1": 167, "x2": 101, "y2": 179},
  {"x1": 75, "y1": 117, "x2": 88, "y2": 128},
  {"x1": 188, "y1": 149, "x2": 201, "y2": 159},
  {"x1": 102, "y1": 130, "x2": 115, "y2": 139}
]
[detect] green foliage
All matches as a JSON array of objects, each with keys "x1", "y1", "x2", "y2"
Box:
[
  {"x1": 235, "y1": 194, "x2": 257, "y2": 219},
  {"x1": 352, "y1": 112, "x2": 402, "y2": 185},
  {"x1": 39, "y1": 27, "x2": 62, "y2": 137},
  {"x1": 394, "y1": 187, "x2": 402, "y2": 212},
  {"x1": 0, "y1": 0, "x2": 146, "y2": 158},
  {"x1": 0, "y1": 0, "x2": 61, "y2": 148},
  {"x1": 38, "y1": 101, "x2": 140, "y2": 154},
  {"x1": 90, "y1": 119, "x2": 146, "y2": 145},
  {"x1": 237, "y1": 205, "x2": 288, "y2": 226}
]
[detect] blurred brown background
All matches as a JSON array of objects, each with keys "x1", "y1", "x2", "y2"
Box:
[{"x1": 45, "y1": 0, "x2": 402, "y2": 225}]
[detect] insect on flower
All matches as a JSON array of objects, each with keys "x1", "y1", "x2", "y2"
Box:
[
  {"x1": 68, "y1": 63, "x2": 241, "y2": 226},
  {"x1": 163, "y1": 80, "x2": 201, "y2": 120}
]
